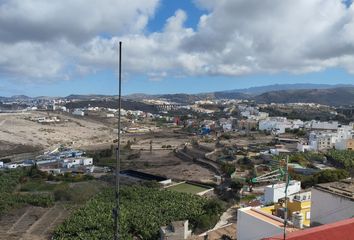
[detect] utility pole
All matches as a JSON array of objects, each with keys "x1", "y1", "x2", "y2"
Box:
[{"x1": 114, "y1": 41, "x2": 122, "y2": 240}]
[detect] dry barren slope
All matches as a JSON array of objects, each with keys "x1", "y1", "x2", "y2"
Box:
[{"x1": 0, "y1": 112, "x2": 114, "y2": 151}]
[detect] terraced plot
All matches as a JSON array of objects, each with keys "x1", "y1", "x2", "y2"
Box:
[{"x1": 0, "y1": 204, "x2": 69, "y2": 240}]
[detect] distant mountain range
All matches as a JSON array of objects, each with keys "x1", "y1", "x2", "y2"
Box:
[
  {"x1": 254, "y1": 87, "x2": 354, "y2": 106},
  {"x1": 216, "y1": 83, "x2": 354, "y2": 95},
  {"x1": 128, "y1": 84, "x2": 354, "y2": 106},
  {"x1": 1, "y1": 83, "x2": 354, "y2": 106}
]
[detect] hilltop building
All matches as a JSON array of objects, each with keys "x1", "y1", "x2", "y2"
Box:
[{"x1": 259, "y1": 117, "x2": 304, "y2": 134}]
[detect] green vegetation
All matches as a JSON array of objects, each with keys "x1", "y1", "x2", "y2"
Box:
[
  {"x1": 89, "y1": 147, "x2": 140, "y2": 167},
  {"x1": 261, "y1": 106, "x2": 350, "y2": 123},
  {"x1": 240, "y1": 194, "x2": 257, "y2": 202},
  {"x1": 291, "y1": 169, "x2": 349, "y2": 188},
  {"x1": 326, "y1": 150, "x2": 354, "y2": 170},
  {"x1": 0, "y1": 164, "x2": 100, "y2": 216},
  {"x1": 166, "y1": 182, "x2": 212, "y2": 195},
  {"x1": 285, "y1": 128, "x2": 307, "y2": 137},
  {"x1": 220, "y1": 133, "x2": 232, "y2": 140},
  {"x1": 275, "y1": 152, "x2": 325, "y2": 167},
  {"x1": 20, "y1": 179, "x2": 63, "y2": 192},
  {"x1": 220, "y1": 162, "x2": 236, "y2": 177},
  {"x1": 0, "y1": 169, "x2": 54, "y2": 215},
  {"x1": 48, "y1": 172, "x2": 95, "y2": 182},
  {"x1": 230, "y1": 179, "x2": 244, "y2": 193},
  {"x1": 54, "y1": 181, "x2": 106, "y2": 203},
  {"x1": 53, "y1": 186, "x2": 225, "y2": 240}
]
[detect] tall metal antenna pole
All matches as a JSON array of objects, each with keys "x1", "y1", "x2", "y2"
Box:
[
  {"x1": 283, "y1": 156, "x2": 289, "y2": 240},
  {"x1": 114, "y1": 41, "x2": 122, "y2": 240}
]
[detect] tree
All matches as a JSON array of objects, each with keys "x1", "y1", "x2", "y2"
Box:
[
  {"x1": 221, "y1": 163, "x2": 236, "y2": 177},
  {"x1": 230, "y1": 179, "x2": 244, "y2": 193}
]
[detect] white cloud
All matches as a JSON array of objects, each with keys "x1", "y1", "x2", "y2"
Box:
[
  {"x1": 1, "y1": 0, "x2": 354, "y2": 82},
  {"x1": 0, "y1": 0, "x2": 158, "y2": 42}
]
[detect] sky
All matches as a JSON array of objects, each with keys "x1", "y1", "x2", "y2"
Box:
[{"x1": 0, "y1": 0, "x2": 354, "y2": 97}]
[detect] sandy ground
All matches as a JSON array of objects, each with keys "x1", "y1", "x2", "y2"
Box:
[
  {"x1": 132, "y1": 150, "x2": 215, "y2": 183},
  {"x1": 0, "y1": 112, "x2": 115, "y2": 151}
]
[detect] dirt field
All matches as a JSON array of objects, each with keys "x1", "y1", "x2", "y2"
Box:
[
  {"x1": 131, "y1": 150, "x2": 215, "y2": 183},
  {"x1": 0, "y1": 204, "x2": 69, "y2": 240},
  {"x1": 0, "y1": 141, "x2": 42, "y2": 159},
  {"x1": 220, "y1": 133, "x2": 274, "y2": 146},
  {"x1": 0, "y1": 112, "x2": 115, "y2": 152}
]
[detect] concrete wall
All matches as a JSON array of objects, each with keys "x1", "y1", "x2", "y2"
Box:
[
  {"x1": 311, "y1": 188, "x2": 354, "y2": 225},
  {"x1": 264, "y1": 181, "x2": 301, "y2": 204},
  {"x1": 237, "y1": 208, "x2": 283, "y2": 240}
]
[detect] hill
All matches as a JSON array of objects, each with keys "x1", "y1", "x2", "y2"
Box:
[
  {"x1": 255, "y1": 87, "x2": 354, "y2": 106},
  {"x1": 222, "y1": 83, "x2": 353, "y2": 95}
]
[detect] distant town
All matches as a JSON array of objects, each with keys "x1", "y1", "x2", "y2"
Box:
[{"x1": 1, "y1": 86, "x2": 354, "y2": 239}]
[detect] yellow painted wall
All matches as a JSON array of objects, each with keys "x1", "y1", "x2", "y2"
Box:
[
  {"x1": 264, "y1": 200, "x2": 311, "y2": 227},
  {"x1": 260, "y1": 205, "x2": 275, "y2": 215},
  {"x1": 287, "y1": 200, "x2": 311, "y2": 226}
]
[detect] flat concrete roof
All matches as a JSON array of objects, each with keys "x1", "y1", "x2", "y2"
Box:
[
  {"x1": 242, "y1": 208, "x2": 299, "y2": 233},
  {"x1": 315, "y1": 179, "x2": 354, "y2": 201}
]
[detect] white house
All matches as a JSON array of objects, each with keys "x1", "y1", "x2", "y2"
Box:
[
  {"x1": 308, "y1": 132, "x2": 336, "y2": 151},
  {"x1": 304, "y1": 126, "x2": 354, "y2": 151},
  {"x1": 4, "y1": 163, "x2": 18, "y2": 169},
  {"x1": 237, "y1": 207, "x2": 298, "y2": 240},
  {"x1": 72, "y1": 109, "x2": 85, "y2": 116},
  {"x1": 264, "y1": 180, "x2": 301, "y2": 204},
  {"x1": 305, "y1": 120, "x2": 339, "y2": 130},
  {"x1": 81, "y1": 157, "x2": 93, "y2": 166},
  {"x1": 259, "y1": 117, "x2": 291, "y2": 134},
  {"x1": 311, "y1": 179, "x2": 354, "y2": 226},
  {"x1": 297, "y1": 142, "x2": 313, "y2": 152},
  {"x1": 291, "y1": 119, "x2": 304, "y2": 129},
  {"x1": 61, "y1": 157, "x2": 93, "y2": 168},
  {"x1": 335, "y1": 126, "x2": 354, "y2": 150},
  {"x1": 0, "y1": 161, "x2": 3, "y2": 168}
]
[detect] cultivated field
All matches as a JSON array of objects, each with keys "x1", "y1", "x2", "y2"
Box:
[{"x1": 0, "y1": 204, "x2": 69, "y2": 240}]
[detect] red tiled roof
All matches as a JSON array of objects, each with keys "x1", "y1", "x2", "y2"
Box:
[{"x1": 262, "y1": 218, "x2": 354, "y2": 240}]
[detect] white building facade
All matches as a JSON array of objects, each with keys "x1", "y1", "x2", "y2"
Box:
[
  {"x1": 264, "y1": 180, "x2": 301, "y2": 204},
  {"x1": 237, "y1": 207, "x2": 291, "y2": 240},
  {"x1": 310, "y1": 180, "x2": 354, "y2": 226}
]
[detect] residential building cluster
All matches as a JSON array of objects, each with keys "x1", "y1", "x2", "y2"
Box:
[
  {"x1": 0, "y1": 147, "x2": 94, "y2": 175},
  {"x1": 237, "y1": 178, "x2": 354, "y2": 240},
  {"x1": 298, "y1": 123, "x2": 354, "y2": 152}
]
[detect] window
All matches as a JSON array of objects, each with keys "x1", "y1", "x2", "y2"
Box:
[{"x1": 306, "y1": 212, "x2": 311, "y2": 220}]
